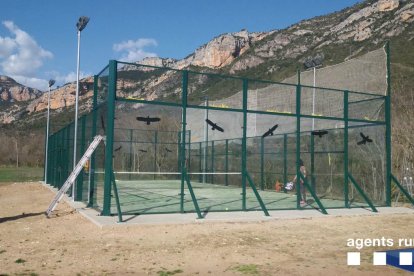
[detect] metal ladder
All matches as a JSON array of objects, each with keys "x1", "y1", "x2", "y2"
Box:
[{"x1": 46, "y1": 135, "x2": 105, "y2": 217}]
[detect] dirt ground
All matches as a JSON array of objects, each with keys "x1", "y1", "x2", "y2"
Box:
[{"x1": 0, "y1": 182, "x2": 413, "y2": 276}]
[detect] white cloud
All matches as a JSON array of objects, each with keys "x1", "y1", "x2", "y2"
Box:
[
  {"x1": 0, "y1": 21, "x2": 54, "y2": 91},
  {"x1": 0, "y1": 21, "x2": 53, "y2": 77},
  {"x1": 47, "y1": 70, "x2": 92, "y2": 86},
  {"x1": 113, "y1": 38, "x2": 158, "y2": 62},
  {"x1": 11, "y1": 76, "x2": 49, "y2": 91}
]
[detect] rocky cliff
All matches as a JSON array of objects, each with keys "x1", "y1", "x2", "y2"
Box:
[{"x1": 0, "y1": 75, "x2": 41, "y2": 102}]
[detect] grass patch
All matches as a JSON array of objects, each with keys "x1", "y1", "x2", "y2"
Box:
[
  {"x1": 232, "y1": 264, "x2": 259, "y2": 275},
  {"x1": 0, "y1": 167, "x2": 43, "y2": 182},
  {"x1": 157, "y1": 269, "x2": 183, "y2": 276},
  {"x1": 15, "y1": 258, "x2": 26, "y2": 264},
  {"x1": 0, "y1": 250, "x2": 6, "y2": 254}
]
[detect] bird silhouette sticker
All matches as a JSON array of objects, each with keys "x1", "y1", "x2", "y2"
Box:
[
  {"x1": 136, "y1": 116, "x2": 161, "y2": 125},
  {"x1": 357, "y1": 132, "x2": 373, "y2": 145},
  {"x1": 311, "y1": 130, "x2": 328, "y2": 138},
  {"x1": 206, "y1": 119, "x2": 224, "y2": 132},
  {"x1": 262, "y1": 124, "x2": 279, "y2": 138}
]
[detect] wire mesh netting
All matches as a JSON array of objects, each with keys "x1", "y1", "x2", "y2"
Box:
[{"x1": 45, "y1": 45, "x2": 393, "y2": 217}]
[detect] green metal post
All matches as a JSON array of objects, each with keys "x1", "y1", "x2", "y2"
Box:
[
  {"x1": 57, "y1": 132, "x2": 61, "y2": 187},
  {"x1": 385, "y1": 41, "x2": 392, "y2": 206},
  {"x1": 225, "y1": 139, "x2": 229, "y2": 186},
  {"x1": 260, "y1": 137, "x2": 264, "y2": 191},
  {"x1": 102, "y1": 60, "x2": 117, "y2": 216},
  {"x1": 188, "y1": 130, "x2": 191, "y2": 173},
  {"x1": 296, "y1": 70, "x2": 302, "y2": 209},
  {"x1": 310, "y1": 134, "x2": 315, "y2": 193},
  {"x1": 198, "y1": 142, "x2": 202, "y2": 183},
  {"x1": 65, "y1": 125, "x2": 71, "y2": 190},
  {"x1": 177, "y1": 131, "x2": 181, "y2": 178},
  {"x1": 242, "y1": 79, "x2": 248, "y2": 211},
  {"x1": 88, "y1": 75, "x2": 98, "y2": 207},
  {"x1": 283, "y1": 134, "x2": 288, "y2": 193},
  {"x1": 49, "y1": 133, "x2": 54, "y2": 186},
  {"x1": 180, "y1": 70, "x2": 188, "y2": 213},
  {"x1": 344, "y1": 90, "x2": 349, "y2": 208},
  {"x1": 211, "y1": 141, "x2": 215, "y2": 184},
  {"x1": 154, "y1": 131, "x2": 158, "y2": 180},
  {"x1": 129, "y1": 129, "x2": 133, "y2": 179},
  {"x1": 76, "y1": 115, "x2": 86, "y2": 201}
]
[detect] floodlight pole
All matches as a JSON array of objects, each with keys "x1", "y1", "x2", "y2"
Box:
[
  {"x1": 72, "y1": 30, "x2": 81, "y2": 199},
  {"x1": 44, "y1": 80, "x2": 55, "y2": 184},
  {"x1": 203, "y1": 96, "x2": 209, "y2": 184},
  {"x1": 312, "y1": 67, "x2": 316, "y2": 130},
  {"x1": 73, "y1": 16, "x2": 89, "y2": 200}
]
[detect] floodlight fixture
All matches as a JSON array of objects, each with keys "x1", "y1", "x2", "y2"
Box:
[{"x1": 76, "y1": 16, "x2": 90, "y2": 32}]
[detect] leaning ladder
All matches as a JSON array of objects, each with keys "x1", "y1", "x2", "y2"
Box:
[{"x1": 46, "y1": 135, "x2": 105, "y2": 217}]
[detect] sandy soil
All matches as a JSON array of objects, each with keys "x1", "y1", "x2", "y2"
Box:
[{"x1": 0, "y1": 182, "x2": 413, "y2": 276}]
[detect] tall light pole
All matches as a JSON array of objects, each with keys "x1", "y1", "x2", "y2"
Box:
[
  {"x1": 312, "y1": 66, "x2": 316, "y2": 130},
  {"x1": 44, "y1": 79, "x2": 55, "y2": 184},
  {"x1": 304, "y1": 54, "x2": 324, "y2": 130},
  {"x1": 73, "y1": 16, "x2": 89, "y2": 200},
  {"x1": 202, "y1": 96, "x2": 209, "y2": 184}
]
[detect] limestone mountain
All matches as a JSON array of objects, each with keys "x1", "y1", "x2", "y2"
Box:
[
  {"x1": 0, "y1": 75, "x2": 42, "y2": 103},
  {"x1": 0, "y1": 76, "x2": 43, "y2": 124}
]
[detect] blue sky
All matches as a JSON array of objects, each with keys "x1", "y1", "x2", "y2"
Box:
[{"x1": 0, "y1": 0, "x2": 362, "y2": 91}]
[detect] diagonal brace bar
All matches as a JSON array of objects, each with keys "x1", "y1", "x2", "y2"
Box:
[
  {"x1": 111, "y1": 171, "x2": 123, "y2": 223},
  {"x1": 183, "y1": 168, "x2": 203, "y2": 219},
  {"x1": 299, "y1": 172, "x2": 328, "y2": 214},
  {"x1": 391, "y1": 174, "x2": 414, "y2": 206},
  {"x1": 246, "y1": 171, "x2": 270, "y2": 216},
  {"x1": 348, "y1": 173, "x2": 378, "y2": 212}
]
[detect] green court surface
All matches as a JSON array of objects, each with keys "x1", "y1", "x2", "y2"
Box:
[{"x1": 109, "y1": 180, "x2": 356, "y2": 215}]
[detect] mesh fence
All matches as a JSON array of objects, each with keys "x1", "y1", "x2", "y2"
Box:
[{"x1": 46, "y1": 46, "x2": 391, "y2": 216}]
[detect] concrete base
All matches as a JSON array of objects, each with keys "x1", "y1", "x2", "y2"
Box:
[{"x1": 42, "y1": 182, "x2": 414, "y2": 228}]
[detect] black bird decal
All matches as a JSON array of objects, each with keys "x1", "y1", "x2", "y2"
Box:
[
  {"x1": 100, "y1": 115, "x2": 105, "y2": 132},
  {"x1": 114, "y1": 146, "x2": 122, "y2": 152},
  {"x1": 311, "y1": 130, "x2": 328, "y2": 138},
  {"x1": 136, "y1": 116, "x2": 161, "y2": 125},
  {"x1": 357, "y1": 132, "x2": 373, "y2": 145},
  {"x1": 206, "y1": 119, "x2": 224, "y2": 132},
  {"x1": 165, "y1": 147, "x2": 172, "y2": 153},
  {"x1": 262, "y1": 124, "x2": 279, "y2": 138},
  {"x1": 139, "y1": 149, "x2": 147, "y2": 153}
]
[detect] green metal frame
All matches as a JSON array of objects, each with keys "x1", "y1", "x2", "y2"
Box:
[{"x1": 46, "y1": 43, "x2": 394, "y2": 218}]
